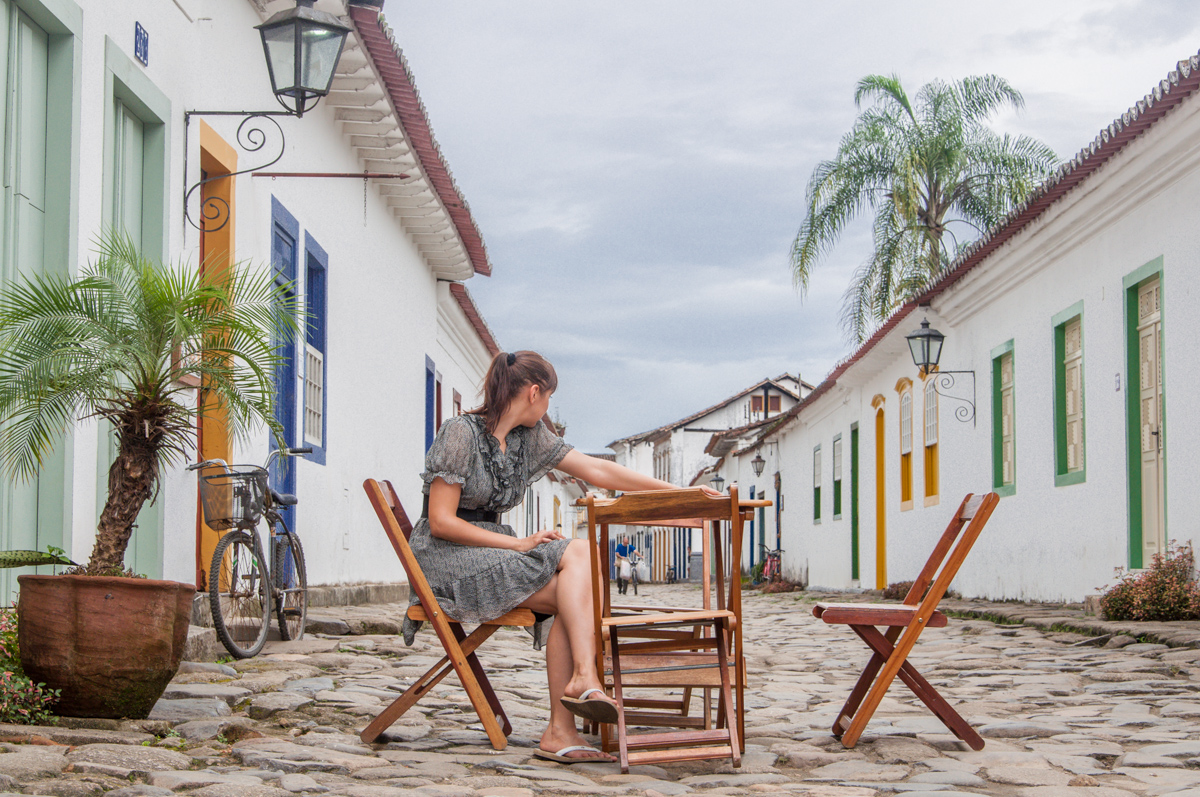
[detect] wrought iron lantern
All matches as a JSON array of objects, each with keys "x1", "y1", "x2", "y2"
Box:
[
  {"x1": 711, "y1": 473, "x2": 725, "y2": 493},
  {"x1": 905, "y1": 316, "x2": 976, "y2": 427},
  {"x1": 906, "y1": 318, "x2": 945, "y2": 373},
  {"x1": 257, "y1": 0, "x2": 352, "y2": 117},
  {"x1": 751, "y1": 452, "x2": 766, "y2": 477}
]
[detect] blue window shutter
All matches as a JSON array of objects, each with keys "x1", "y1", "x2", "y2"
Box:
[
  {"x1": 302, "y1": 233, "x2": 328, "y2": 465},
  {"x1": 269, "y1": 198, "x2": 300, "y2": 531}
]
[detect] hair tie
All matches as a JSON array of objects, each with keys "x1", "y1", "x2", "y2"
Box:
[{"x1": 506, "y1": 352, "x2": 517, "y2": 366}]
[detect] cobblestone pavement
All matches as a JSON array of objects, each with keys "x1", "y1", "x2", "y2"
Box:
[{"x1": 6, "y1": 583, "x2": 1200, "y2": 797}]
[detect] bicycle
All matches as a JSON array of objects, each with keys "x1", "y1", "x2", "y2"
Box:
[
  {"x1": 760, "y1": 544, "x2": 784, "y2": 584},
  {"x1": 189, "y1": 447, "x2": 311, "y2": 659},
  {"x1": 628, "y1": 550, "x2": 642, "y2": 596}
]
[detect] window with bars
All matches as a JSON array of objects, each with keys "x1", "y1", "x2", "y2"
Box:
[
  {"x1": 1053, "y1": 307, "x2": 1085, "y2": 486},
  {"x1": 304, "y1": 345, "x2": 323, "y2": 446},
  {"x1": 653, "y1": 444, "x2": 672, "y2": 484},
  {"x1": 812, "y1": 445, "x2": 821, "y2": 523},
  {"x1": 832, "y1": 434, "x2": 843, "y2": 519},
  {"x1": 899, "y1": 387, "x2": 913, "y2": 507},
  {"x1": 923, "y1": 377, "x2": 939, "y2": 501},
  {"x1": 991, "y1": 343, "x2": 1016, "y2": 495}
]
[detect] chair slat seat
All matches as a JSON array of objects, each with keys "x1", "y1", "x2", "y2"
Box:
[
  {"x1": 813, "y1": 602, "x2": 948, "y2": 628},
  {"x1": 601, "y1": 609, "x2": 734, "y2": 628},
  {"x1": 405, "y1": 605, "x2": 536, "y2": 627}
]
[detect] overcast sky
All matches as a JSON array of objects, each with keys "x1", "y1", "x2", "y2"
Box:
[{"x1": 390, "y1": 1, "x2": 1200, "y2": 453}]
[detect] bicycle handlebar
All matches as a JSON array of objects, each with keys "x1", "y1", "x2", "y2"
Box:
[{"x1": 758, "y1": 545, "x2": 785, "y2": 554}]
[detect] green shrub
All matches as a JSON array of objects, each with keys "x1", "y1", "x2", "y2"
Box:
[
  {"x1": 0, "y1": 608, "x2": 58, "y2": 724},
  {"x1": 1101, "y1": 542, "x2": 1200, "y2": 622}
]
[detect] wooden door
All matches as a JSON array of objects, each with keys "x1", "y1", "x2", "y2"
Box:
[
  {"x1": 874, "y1": 407, "x2": 886, "y2": 588},
  {"x1": 1137, "y1": 278, "x2": 1165, "y2": 563},
  {"x1": 0, "y1": 3, "x2": 65, "y2": 603}
]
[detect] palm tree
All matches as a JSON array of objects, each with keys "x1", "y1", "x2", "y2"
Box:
[
  {"x1": 791, "y1": 74, "x2": 1059, "y2": 342},
  {"x1": 0, "y1": 234, "x2": 299, "y2": 574}
]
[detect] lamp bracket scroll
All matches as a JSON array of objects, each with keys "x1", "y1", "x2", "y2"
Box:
[
  {"x1": 927, "y1": 370, "x2": 976, "y2": 427},
  {"x1": 183, "y1": 111, "x2": 291, "y2": 233}
]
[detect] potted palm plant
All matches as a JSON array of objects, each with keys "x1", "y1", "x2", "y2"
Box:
[{"x1": 0, "y1": 234, "x2": 298, "y2": 718}]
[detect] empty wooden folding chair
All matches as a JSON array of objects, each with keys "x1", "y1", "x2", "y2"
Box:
[
  {"x1": 812, "y1": 491, "x2": 1000, "y2": 750},
  {"x1": 582, "y1": 487, "x2": 758, "y2": 773},
  {"x1": 360, "y1": 479, "x2": 535, "y2": 749}
]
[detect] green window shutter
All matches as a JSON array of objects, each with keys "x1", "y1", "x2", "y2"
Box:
[
  {"x1": 991, "y1": 341, "x2": 1016, "y2": 497},
  {"x1": 1052, "y1": 305, "x2": 1085, "y2": 487}
]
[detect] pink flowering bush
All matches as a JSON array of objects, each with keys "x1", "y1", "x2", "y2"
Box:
[
  {"x1": 1100, "y1": 542, "x2": 1200, "y2": 622},
  {"x1": 0, "y1": 608, "x2": 58, "y2": 724}
]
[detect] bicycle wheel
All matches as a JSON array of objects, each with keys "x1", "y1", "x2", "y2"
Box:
[
  {"x1": 273, "y1": 529, "x2": 308, "y2": 641},
  {"x1": 210, "y1": 530, "x2": 270, "y2": 658}
]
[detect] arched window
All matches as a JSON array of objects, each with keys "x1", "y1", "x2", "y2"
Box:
[
  {"x1": 924, "y1": 377, "x2": 939, "y2": 503},
  {"x1": 898, "y1": 383, "x2": 913, "y2": 510}
]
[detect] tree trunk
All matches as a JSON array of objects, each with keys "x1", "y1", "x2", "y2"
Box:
[{"x1": 89, "y1": 430, "x2": 157, "y2": 575}]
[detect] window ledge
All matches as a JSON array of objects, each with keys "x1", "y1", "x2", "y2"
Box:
[
  {"x1": 900, "y1": 500, "x2": 913, "y2": 512},
  {"x1": 832, "y1": 514, "x2": 842, "y2": 521},
  {"x1": 924, "y1": 495, "x2": 940, "y2": 507},
  {"x1": 994, "y1": 484, "x2": 1016, "y2": 497},
  {"x1": 1055, "y1": 470, "x2": 1086, "y2": 488},
  {"x1": 813, "y1": 519, "x2": 822, "y2": 526}
]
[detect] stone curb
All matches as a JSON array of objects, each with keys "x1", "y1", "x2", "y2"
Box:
[{"x1": 938, "y1": 600, "x2": 1200, "y2": 648}]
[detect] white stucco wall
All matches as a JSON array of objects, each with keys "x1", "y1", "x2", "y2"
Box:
[
  {"x1": 773, "y1": 88, "x2": 1200, "y2": 602},
  {"x1": 48, "y1": 0, "x2": 485, "y2": 588}
]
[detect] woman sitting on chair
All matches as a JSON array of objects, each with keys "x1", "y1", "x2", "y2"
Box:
[{"x1": 406, "y1": 350, "x2": 701, "y2": 763}]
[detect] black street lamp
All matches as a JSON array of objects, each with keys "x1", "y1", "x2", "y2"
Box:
[
  {"x1": 711, "y1": 473, "x2": 725, "y2": 493},
  {"x1": 905, "y1": 318, "x2": 945, "y2": 373},
  {"x1": 751, "y1": 452, "x2": 766, "y2": 477},
  {"x1": 257, "y1": 0, "x2": 353, "y2": 117},
  {"x1": 905, "y1": 316, "x2": 976, "y2": 427},
  {"x1": 184, "y1": 1, "x2": 353, "y2": 231}
]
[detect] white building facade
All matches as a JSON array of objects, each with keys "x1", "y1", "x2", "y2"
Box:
[
  {"x1": 734, "y1": 54, "x2": 1200, "y2": 602},
  {"x1": 607, "y1": 376, "x2": 810, "y2": 582},
  {"x1": 0, "y1": 0, "x2": 511, "y2": 600}
]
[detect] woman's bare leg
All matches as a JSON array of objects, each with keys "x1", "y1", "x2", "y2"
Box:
[{"x1": 523, "y1": 539, "x2": 615, "y2": 761}]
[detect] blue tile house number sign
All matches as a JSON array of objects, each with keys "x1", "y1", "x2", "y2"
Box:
[{"x1": 134, "y1": 22, "x2": 149, "y2": 66}]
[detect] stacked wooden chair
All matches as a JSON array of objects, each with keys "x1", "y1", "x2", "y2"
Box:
[
  {"x1": 360, "y1": 479, "x2": 535, "y2": 749},
  {"x1": 581, "y1": 487, "x2": 755, "y2": 773},
  {"x1": 813, "y1": 491, "x2": 999, "y2": 750}
]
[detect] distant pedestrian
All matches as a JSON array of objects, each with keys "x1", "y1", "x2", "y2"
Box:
[{"x1": 615, "y1": 535, "x2": 637, "y2": 594}]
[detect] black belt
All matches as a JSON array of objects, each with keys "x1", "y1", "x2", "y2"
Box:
[{"x1": 421, "y1": 494, "x2": 499, "y2": 525}]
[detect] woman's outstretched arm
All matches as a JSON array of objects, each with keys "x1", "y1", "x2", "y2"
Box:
[{"x1": 557, "y1": 449, "x2": 696, "y2": 493}]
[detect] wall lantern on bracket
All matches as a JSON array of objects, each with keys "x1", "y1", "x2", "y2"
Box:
[
  {"x1": 905, "y1": 317, "x2": 977, "y2": 427},
  {"x1": 257, "y1": 0, "x2": 353, "y2": 117},
  {"x1": 751, "y1": 452, "x2": 766, "y2": 477},
  {"x1": 710, "y1": 473, "x2": 726, "y2": 493},
  {"x1": 183, "y1": 0, "x2": 353, "y2": 232}
]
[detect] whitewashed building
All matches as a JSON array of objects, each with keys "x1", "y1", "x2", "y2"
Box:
[
  {"x1": 607, "y1": 375, "x2": 811, "y2": 581},
  {"x1": 728, "y1": 53, "x2": 1200, "y2": 602},
  {"x1": 0, "y1": 0, "x2": 514, "y2": 600}
]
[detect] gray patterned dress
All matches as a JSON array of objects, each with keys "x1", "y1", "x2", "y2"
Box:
[{"x1": 402, "y1": 413, "x2": 573, "y2": 649}]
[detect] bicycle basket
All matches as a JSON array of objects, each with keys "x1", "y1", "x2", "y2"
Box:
[{"x1": 198, "y1": 465, "x2": 269, "y2": 530}]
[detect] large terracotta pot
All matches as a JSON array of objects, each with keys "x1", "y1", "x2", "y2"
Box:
[{"x1": 17, "y1": 575, "x2": 195, "y2": 718}]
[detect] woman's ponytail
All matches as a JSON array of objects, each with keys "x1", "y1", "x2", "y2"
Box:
[{"x1": 469, "y1": 351, "x2": 557, "y2": 433}]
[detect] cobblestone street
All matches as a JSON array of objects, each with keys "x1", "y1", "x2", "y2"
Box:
[{"x1": 4, "y1": 583, "x2": 1200, "y2": 797}]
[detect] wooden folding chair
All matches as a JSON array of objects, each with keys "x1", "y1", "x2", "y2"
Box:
[
  {"x1": 360, "y1": 479, "x2": 535, "y2": 749},
  {"x1": 582, "y1": 487, "x2": 752, "y2": 773},
  {"x1": 812, "y1": 491, "x2": 1000, "y2": 751}
]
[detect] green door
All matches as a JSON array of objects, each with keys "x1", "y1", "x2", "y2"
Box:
[
  {"x1": 95, "y1": 98, "x2": 161, "y2": 578},
  {"x1": 0, "y1": 2, "x2": 67, "y2": 604},
  {"x1": 850, "y1": 424, "x2": 859, "y2": 582}
]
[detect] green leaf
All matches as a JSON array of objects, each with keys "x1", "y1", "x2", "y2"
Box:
[{"x1": 0, "y1": 550, "x2": 76, "y2": 569}]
